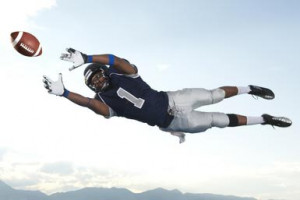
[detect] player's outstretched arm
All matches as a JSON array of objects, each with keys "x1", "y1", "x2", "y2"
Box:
[
  {"x1": 60, "y1": 48, "x2": 136, "y2": 74},
  {"x1": 43, "y1": 74, "x2": 110, "y2": 117},
  {"x1": 66, "y1": 92, "x2": 110, "y2": 116},
  {"x1": 60, "y1": 48, "x2": 88, "y2": 71},
  {"x1": 91, "y1": 54, "x2": 137, "y2": 75}
]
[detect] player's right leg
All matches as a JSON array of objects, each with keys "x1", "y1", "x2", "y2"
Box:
[
  {"x1": 220, "y1": 85, "x2": 274, "y2": 100},
  {"x1": 166, "y1": 88, "x2": 226, "y2": 111},
  {"x1": 248, "y1": 85, "x2": 275, "y2": 100}
]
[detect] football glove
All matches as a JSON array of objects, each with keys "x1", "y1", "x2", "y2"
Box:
[
  {"x1": 43, "y1": 73, "x2": 66, "y2": 96},
  {"x1": 60, "y1": 48, "x2": 88, "y2": 71},
  {"x1": 170, "y1": 132, "x2": 186, "y2": 144}
]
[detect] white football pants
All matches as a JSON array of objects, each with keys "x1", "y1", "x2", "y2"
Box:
[{"x1": 160, "y1": 88, "x2": 230, "y2": 133}]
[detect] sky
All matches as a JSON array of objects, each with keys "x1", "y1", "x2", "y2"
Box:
[{"x1": 0, "y1": 0, "x2": 299, "y2": 200}]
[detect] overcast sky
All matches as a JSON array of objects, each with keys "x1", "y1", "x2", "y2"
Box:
[{"x1": 0, "y1": 0, "x2": 299, "y2": 200}]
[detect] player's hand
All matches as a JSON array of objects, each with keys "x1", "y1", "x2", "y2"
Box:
[
  {"x1": 170, "y1": 132, "x2": 186, "y2": 144},
  {"x1": 43, "y1": 73, "x2": 65, "y2": 96},
  {"x1": 60, "y1": 48, "x2": 88, "y2": 70}
]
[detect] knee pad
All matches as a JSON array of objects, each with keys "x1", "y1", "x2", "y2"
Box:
[
  {"x1": 211, "y1": 112, "x2": 230, "y2": 128},
  {"x1": 211, "y1": 88, "x2": 226, "y2": 104},
  {"x1": 227, "y1": 114, "x2": 239, "y2": 127}
]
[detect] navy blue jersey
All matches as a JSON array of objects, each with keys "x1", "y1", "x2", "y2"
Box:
[{"x1": 95, "y1": 66, "x2": 173, "y2": 128}]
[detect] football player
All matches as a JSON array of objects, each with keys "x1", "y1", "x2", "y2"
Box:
[{"x1": 43, "y1": 48, "x2": 292, "y2": 143}]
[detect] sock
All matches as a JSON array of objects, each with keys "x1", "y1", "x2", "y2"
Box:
[
  {"x1": 246, "y1": 116, "x2": 264, "y2": 125},
  {"x1": 227, "y1": 114, "x2": 239, "y2": 127},
  {"x1": 237, "y1": 86, "x2": 251, "y2": 95}
]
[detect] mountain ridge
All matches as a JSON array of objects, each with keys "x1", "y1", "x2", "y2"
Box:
[{"x1": 0, "y1": 180, "x2": 257, "y2": 200}]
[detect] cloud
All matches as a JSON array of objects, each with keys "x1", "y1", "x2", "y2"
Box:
[
  {"x1": 188, "y1": 161, "x2": 300, "y2": 200},
  {"x1": 0, "y1": 0, "x2": 56, "y2": 45},
  {"x1": 0, "y1": 147, "x2": 7, "y2": 161},
  {"x1": 3, "y1": 160, "x2": 300, "y2": 198},
  {"x1": 41, "y1": 162, "x2": 74, "y2": 175},
  {"x1": 6, "y1": 179, "x2": 39, "y2": 188}
]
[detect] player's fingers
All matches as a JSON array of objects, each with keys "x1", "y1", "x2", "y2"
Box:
[
  {"x1": 61, "y1": 57, "x2": 72, "y2": 62},
  {"x1": 43, "y1": 79, "x2": 49, "y2": 86},
  {"x1": 44, "y1": 83, "x2": 49, "y2": 90},
  {"x1": 43, "y1": 75, "x2": 53, "y2": 84},
  {"x1": 67, "y1": 48, "x2": 75, "y2": 53},
  {"x1": 60, "y1": 53, "x2": 70, "y2": 59},
  {"x1": 58, "y1": 73, "x2": 63, "y2": 82}
]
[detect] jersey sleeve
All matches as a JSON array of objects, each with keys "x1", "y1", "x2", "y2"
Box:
[
  {"x1": 123, "y1": 58, "x2": 138, "y2": 73},
  {"x1": 94, "y1": 93, "x2": 116, "y2": 118}
]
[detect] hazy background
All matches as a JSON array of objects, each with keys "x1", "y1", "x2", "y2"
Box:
[{"x1": 0, "y1": 0, "x2": 299, "y2": 200}]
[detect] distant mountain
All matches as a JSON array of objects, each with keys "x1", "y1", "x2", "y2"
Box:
[
  {"x1": 50, "y1": 187, "x2": 136, "y2": 200},
  {"x1": 0, "y1": 180, "x2": 257, "y2": 200},
  {"x1": 0, "y1": 180, "x2": 49, "y2": 200},
  {"x1": 136, "y1": 188, "x2": 257, "y2": 200}
]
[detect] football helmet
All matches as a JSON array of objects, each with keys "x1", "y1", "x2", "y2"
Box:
[{"x1": 84, "y1": 63, "x2": 110, "y2": 92}]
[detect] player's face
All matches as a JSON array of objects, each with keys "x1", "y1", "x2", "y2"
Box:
[{"x1": 91, "y1": 71, "x2": 108, "y2": 90}]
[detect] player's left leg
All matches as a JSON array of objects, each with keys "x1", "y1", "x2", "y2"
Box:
[
  {"x1": 161, "y1": 111, "x2": 292, "y2": 134},
  {"x1": 182, "y1": 112, "x2": 269, "y2": 132},
  {"x1": 161, "y1": 110, "x2": 230, "y2": 133},
  {"x1": 226, "y1": 114, "x2": 292, "y2": 127}
]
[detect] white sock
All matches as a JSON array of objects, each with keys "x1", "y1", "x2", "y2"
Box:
[
  {"x1": 246, "y1": 116, "x2": 264, "y2": 125},
  {"x1": 237, "y1": 86, "x2": 251, "y2": 95}
]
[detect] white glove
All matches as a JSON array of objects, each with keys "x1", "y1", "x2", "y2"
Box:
[
  {"x1": 170, "y1": 132, "x2": 186, "y2": 144},
  {"x1": 43, "y1": 73, "x2": 65, "y2": 96},
  {"x1": 60, "y1": 48, "x2": 88, "y2": 71}
]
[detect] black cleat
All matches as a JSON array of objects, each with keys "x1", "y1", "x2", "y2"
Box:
[
  {"x1": 249, "y1": 85, "x2": 275, "y2": 100},
  {"x1": 262, "y1": 114, "x2": 292, "y2": 127}
]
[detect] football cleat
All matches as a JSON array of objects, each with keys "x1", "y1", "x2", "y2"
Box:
[
  {"x1": 249, "y1": 85, "x2": 275, "y2": 100},
  {"x1": 262, "y1": 114, "x2": 292, "y2": 127}
]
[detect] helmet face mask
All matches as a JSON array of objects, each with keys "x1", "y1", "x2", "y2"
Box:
[
  {"x1": 84, "y1": 64, "x2": 110, "y2": 92},
  {"x1": 90, "y1": 70, "x2": 110, "y2": 91}
]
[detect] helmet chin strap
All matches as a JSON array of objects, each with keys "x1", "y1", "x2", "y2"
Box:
[{"x1": 100, "y1": 81, "x2": 110, "y2": 91}]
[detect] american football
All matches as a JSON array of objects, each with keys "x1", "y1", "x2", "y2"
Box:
[{"x1": 11, "y1": 31, "x2": 42, "y2": 57}]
